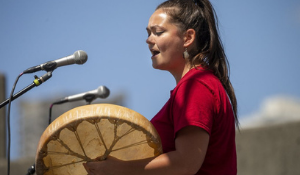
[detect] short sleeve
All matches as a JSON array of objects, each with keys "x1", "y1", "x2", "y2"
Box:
[{"x1": 172, "y1": 79, "x2": 215, "y2": 136}]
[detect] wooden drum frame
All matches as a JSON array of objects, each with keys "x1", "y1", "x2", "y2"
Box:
[{"x1": 35, "y1": 104, "x2": 162, "y2": 175}]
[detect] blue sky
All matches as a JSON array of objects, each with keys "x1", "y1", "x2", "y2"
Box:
[{"x1": 1, "y1": 0, "x2": 300, "y2": 158}]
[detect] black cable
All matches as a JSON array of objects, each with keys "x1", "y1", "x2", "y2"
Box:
[
  {"x1": 7, "y1": 72, "x2": 23, "y2": 175},
  {"x1": 48, "y1": 101, "x2": 63, "y2": 125},
  {"x1": 49, "y1": 103, "x2": 54, "y2": 125}
]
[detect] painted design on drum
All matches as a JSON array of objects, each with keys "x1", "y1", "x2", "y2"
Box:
[{"x1": 37, "y1": 119, "x2": 159, "y2": 174}]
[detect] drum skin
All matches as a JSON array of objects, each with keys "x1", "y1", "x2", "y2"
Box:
[{"x1": 35, "y1": 104, "x2": 162, "y2": 175}]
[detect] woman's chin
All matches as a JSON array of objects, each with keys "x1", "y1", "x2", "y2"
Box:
[
  {"x1": 152, "y1": 63, "x2": 168, "y2": 71},
  {"x1": 152, "y1": 62, "x2": 161, "y2": 69}
]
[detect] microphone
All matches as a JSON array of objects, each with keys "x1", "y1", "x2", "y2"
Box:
[
  {"x1": 53, "y1": 86, "x2": 110, "y2": 104},
  {"x1": 23, "y1": 50, "x2": 88, "y2": 74}
]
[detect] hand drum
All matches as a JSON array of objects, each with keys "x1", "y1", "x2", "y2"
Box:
[{"x1": 35, "y1": 104, "x2": 162, "y2": 175}]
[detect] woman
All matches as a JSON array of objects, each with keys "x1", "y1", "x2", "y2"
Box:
[{"x1": 84, "y1": 0, "x2": 238, "y2": 174}]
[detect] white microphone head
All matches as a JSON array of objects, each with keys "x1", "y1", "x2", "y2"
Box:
[
  {"x1": 73, "y1": 50, "x2": 88, "y2": 64},
  {"x1": 96, "y1": 86, "x2": 110, "y2": 99}
]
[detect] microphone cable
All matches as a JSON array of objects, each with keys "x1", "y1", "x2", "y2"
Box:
[
  {"x1": 48, "y1": 102, "x2": 60, "y2": 125},
  {"x1": 49, "y1": 103, "x2": 54, "y2": 125},
  {"x1": 6, "y1": 72, "x2": 24, "y2": 175}
]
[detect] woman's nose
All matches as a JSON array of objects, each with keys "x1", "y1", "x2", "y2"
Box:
[{"x1": 146, "y1": 35, "x2": 154, "y2": 45}]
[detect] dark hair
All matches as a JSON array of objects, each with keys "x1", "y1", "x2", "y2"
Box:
[{"x1": 157, "y1": 0, "x2": 239, "y2": 127}]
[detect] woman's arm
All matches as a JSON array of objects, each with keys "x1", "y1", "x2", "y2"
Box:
[{"x1": 83, "y1": 125, "x2": 209, "y2": 175}]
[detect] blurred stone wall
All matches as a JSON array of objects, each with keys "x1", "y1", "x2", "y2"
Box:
[{"x1": 236, "y1": 120, "x2": 300, "y2": 175}]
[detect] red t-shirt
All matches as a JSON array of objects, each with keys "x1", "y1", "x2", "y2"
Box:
[{"x1": 150, "y1": 67, "x2": 237, "y2": 175}]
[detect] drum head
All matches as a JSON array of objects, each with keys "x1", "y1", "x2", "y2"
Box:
[{"x1": 35, "y1": 104, "x2": 162, "y2": 175}]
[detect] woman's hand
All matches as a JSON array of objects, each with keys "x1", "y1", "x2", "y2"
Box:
[
  {"x1": 82, "y1": 126, "x2": 209, "y2": 175},
  {"x1": 83, "y1": 156, "x2": 124, "y2": 175}
]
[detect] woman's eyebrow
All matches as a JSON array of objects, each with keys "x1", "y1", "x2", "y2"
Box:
[{"x1": 146, "y1": 25, "x2": 161, "y2": 30}]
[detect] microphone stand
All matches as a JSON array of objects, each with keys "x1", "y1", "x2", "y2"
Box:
[
  {"x1": 0, "y1": 71, "x2": 52, "y2": 109},
  {"x1": 26, "y1": 164, "x2": 35, "y2": 175}
]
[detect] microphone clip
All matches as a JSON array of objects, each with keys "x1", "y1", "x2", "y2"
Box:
[
  {"x1": 42, "y1": 61, "x2": 57, "y2": 72},
  {"x1": 33, "y1": 71, "x2": 53, "y2": 86},
  {"x1": 83, "y1": 93, "x2": 97, "y2": 104}
]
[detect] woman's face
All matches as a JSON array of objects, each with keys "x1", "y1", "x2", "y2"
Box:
[{"x1": 146, "y1": 9, "x2": 186, "y2": 72}]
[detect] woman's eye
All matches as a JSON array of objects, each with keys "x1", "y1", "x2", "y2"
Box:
[
  {"x1": 146, "y1": 30, "x2": 164, "y2": 37},
  {"x1": 155, "y1": 31, "x2": 164, "y2": 36}
]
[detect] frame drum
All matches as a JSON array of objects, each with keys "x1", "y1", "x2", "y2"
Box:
[{"x1": 35, "y1": 104, "x2": 162, "y2": 175}]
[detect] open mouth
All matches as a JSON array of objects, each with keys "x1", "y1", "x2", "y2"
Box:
[{"x1": 152, "y1": 50, "x2": 160, "y2": 57}]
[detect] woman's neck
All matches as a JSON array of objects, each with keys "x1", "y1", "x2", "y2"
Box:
[{"x1": 170, "y1": 63, "x2": 193, "y2": 84}]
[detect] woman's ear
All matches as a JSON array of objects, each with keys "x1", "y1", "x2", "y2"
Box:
[{"x1": 183, "y1": 29, "x2": 196, "y2": 48}]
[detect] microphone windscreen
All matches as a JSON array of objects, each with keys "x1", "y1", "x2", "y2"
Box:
[
  {"x1": 74, "y1": 50, "x2": 88, "y2": 64},
  {"x1": 97, "y1": 86, "x2": 110, "y2": 98}
]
